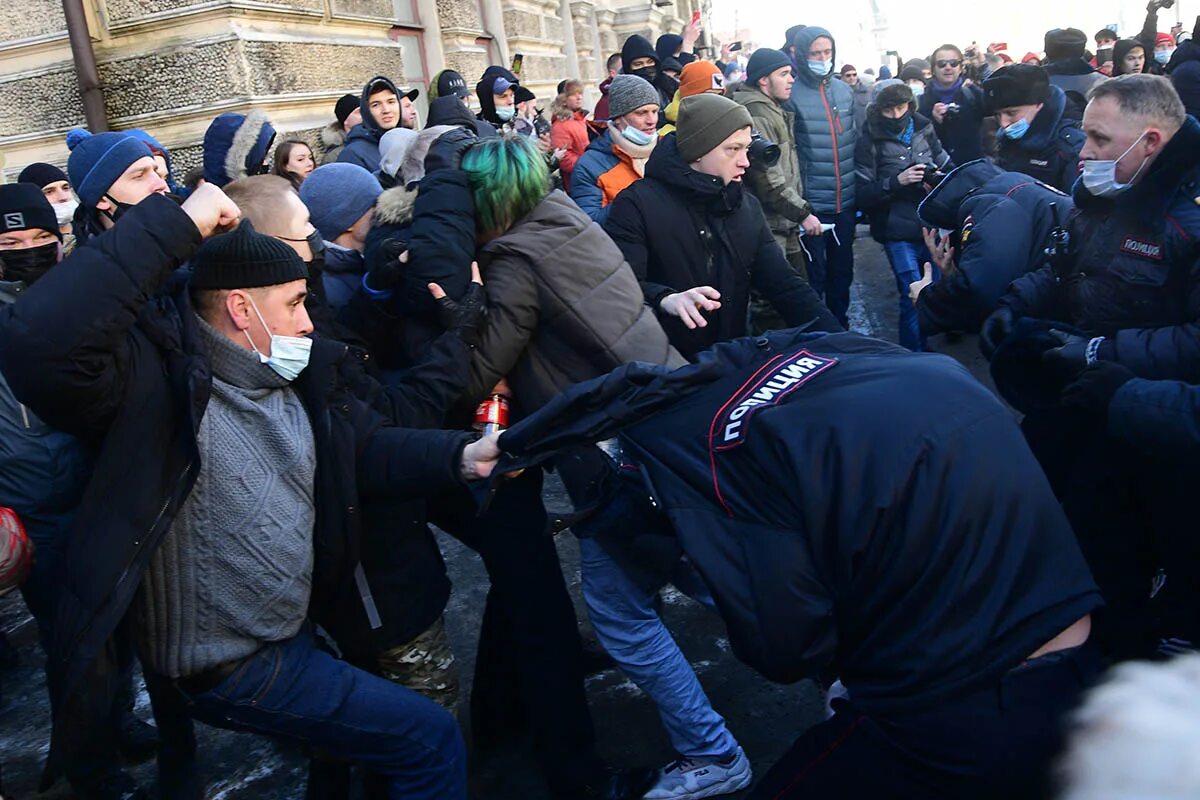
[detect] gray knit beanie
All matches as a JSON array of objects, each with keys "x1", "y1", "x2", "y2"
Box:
[
  {"x1": 607, "y1": 75, "x2": 661, "y2": 119},
  {"x1": 676, "y1": 94, "x2": 753, "y2": 163}
]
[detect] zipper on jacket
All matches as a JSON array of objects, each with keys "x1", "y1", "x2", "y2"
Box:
[
  {"x1": 20, "y1": 403, "x2": 30, "y2": 429},
  {"x1": 820, "y1": 83, "x2": 843, "y2": 212}
]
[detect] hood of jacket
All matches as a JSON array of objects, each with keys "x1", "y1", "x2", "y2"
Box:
[
  {"x1": 359, "y1": 75, "x2": 402, "y2": 137},
  {"x1": 400, "y1": 125, "x2": 460, "y2": 185},
  {"x1": 426, "y1": 95, "x2": 477, "y2": 129},
  {"x1": 622, "y1": 34, "x2": 659, "y2": 69},
  {"x1": 1073, "y1": 114, "x2": 1200, "y2": 226},
  {"x1": 202, "y1": 109, "x2": 276, "y2": 187},
  {"x1": 1168, "y1": 38, "x2": 1200, "y2": 71},
  {"x1": 917, "y1": 158, "x2": 1006, "y2": 228},
  {"x1": 373, "y1": 184, "x2": 418, "y2": 227},
  {"x1": 476, "y1": 67, "x2": 519, "y2": 124},
  {"x1": 321, "y1": 122, "x2": 347, "y2": 151},
  {"x1": 1112, "y1": 39, "x2": 1147, "y2": 76},
  {"x1": 791, "y1": 26, "x2": 837, "y2": 89},
  {"x1": 644, "y1": 133, "x2": 741, "y2": 212},
  {"x1": 1017, "y1": 84, "x2": 1069, "y2": 151},
  {"x1": 656, "y1": 34, "x2": 683, "y2": 63},
  {"x1": 345, "y1": 122, "x2": 381, "y2": 149}
]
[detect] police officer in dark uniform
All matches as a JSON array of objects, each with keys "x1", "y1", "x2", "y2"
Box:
[
  {"x1": 982, "y1": 74, "x2": 1200, "y2": 659},
  {"x1": 983, "y1": 63, "x2": 1086, "y2": 192}
]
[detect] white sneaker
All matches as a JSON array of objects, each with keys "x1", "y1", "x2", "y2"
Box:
[{"x1": 642, "y1": 747, "x2": 752, "y2": 799}]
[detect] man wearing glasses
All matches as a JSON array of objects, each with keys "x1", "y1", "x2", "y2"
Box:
[
  {"x1": 839, "y1": 64, "x2": 872, "y2": 129},
  {"x1": 918, "y1": 44, "x2": 988, "y2": 164}
]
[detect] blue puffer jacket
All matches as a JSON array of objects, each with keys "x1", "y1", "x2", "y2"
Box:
[
  {"x1": 1001, "y1": 116, "x2": 1200, "y2": 382},
  {"x1": 788, "y1": 26, "x2": 857, "y2": 215},
  {"x1": 916, "y1": 159, "x2": 1073, "y2": 335},
  {"x1": 0, "y1": 282, "x2": 91, "y2": 553}
]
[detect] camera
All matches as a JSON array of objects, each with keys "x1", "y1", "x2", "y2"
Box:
[
  {"x1": 1150, "y1": 0, "x2": 1175, "y2": 10},
  {"x1": 944, "y1": 102, "x2": 961, "y2": 116},
  {"x1": 748, "y1": 130, "x2": 781, "y2": 170}
]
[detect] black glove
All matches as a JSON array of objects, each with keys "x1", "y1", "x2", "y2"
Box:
[
  {"x1": 366, "y1": 238, "x2": 407, "y2": 293},
  {"x1": 434, "y1": 280, "x2": 486, "y2": 347},
  {"x1": 1062, "y1": 361, "x2": 1136, "y2": 420},
  {"x1": 980, "y1": 307, "x2": 1015, "y2": 360},
  {"x1": 1041, "y1": 329, "x2": 1091, "y2": 385}
]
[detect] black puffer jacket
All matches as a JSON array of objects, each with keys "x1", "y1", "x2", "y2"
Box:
[
  {"x1": 0, "y1": 196, "x2": 473, "y2": 783},
  {"x1": 604, "y1": 134, "x2": 841, "y2": 361},
  {"x1": 855, "y1": 109, "x2": 951, "y2": 242},
  {"x1": 994, "y1": 85, "x2": 1085, "y2": 193}
]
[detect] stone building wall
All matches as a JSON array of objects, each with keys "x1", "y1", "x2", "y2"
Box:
[{"x1": 0, "y1": 0, "x2": 706, "y2": 180}]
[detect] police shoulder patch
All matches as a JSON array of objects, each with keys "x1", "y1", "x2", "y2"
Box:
[
  {"x1": 709, "y1": 350, "x2": 839, "y2": 451},
  {"x1": 1120, "y1": 237, "x2": 1164, "y2": 260}
]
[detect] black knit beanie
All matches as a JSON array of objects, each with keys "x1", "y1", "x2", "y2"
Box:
[
  {"x1": 190, "y1": 219, "x2": 309, "y2": 290},
  {"x1": 17, "y1": 163, "x2": 70, "y2": 190}
]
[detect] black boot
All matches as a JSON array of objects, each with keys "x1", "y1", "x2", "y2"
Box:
[
  {"x1": 116, "y1": 712, "x2": 159, "y2": 763},
  {"x1": 73, "y1": 768, "x2": 149, "y2": 800}
]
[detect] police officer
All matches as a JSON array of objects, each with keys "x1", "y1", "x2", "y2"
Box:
[
  {"x1": 983, "y1": 63, "x2": 1086, "y2": 192},
  {"x1": 911, "y1": 159, "x2": 1073, "y2": 336},
  {"x1": 982, "y1": 74, "x2": 1200, "y2": 659}
]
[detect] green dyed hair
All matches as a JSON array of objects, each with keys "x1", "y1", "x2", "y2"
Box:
[{"x1": 461, "y1": 134, "x2": 549, "y2": 236}]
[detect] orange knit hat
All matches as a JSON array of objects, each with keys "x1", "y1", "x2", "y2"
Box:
[{"x1": 679, "y1": 61, "x2": 726, "y2": 98}]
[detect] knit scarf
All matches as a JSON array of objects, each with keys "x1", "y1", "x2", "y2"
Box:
[
  {"x1": 612, "y1": 129, "x2": 657, "y2": 177},
  {"x1": 933, "y1": 77, "x2": 964, "y2": 105},
  {"x1": 895, "y1": 117, "x2": 915, "y2": 146}
]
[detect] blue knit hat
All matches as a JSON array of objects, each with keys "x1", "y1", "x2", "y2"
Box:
[
  {"x1": 202, "y1": 110, "x2": 277, "y2": 187},
  {"x1": 65, "y1": 129, "x2": 154, "y2": 209},
  {"x1": 299, "y1": 163, "x2": 383, "y2": 241}
]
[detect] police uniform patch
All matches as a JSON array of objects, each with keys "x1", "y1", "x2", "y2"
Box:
[
  {"x1": 960, "y1": 214, "x2": 975, "y2": 245},
  {"x1": 709, "y1": 350, "x2": 839, "y2": 451},
  {"x1": 1120, "y1": 237, "x2": 1164, "y2": 260}
]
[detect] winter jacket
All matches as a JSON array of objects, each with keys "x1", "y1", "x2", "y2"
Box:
[
  {"x1": 994, "y1": 85, "x2": 1085, "y2": 193},
  {"x1": 202, "y1": 109, "x2": 276, "y2": 188},
  {"x1": 916, "y1": 159, "x2": 1073, "y2": 335},
  {"x1": 1042, "y1": 58, "x2": 1106, "y2": 121},
  {"x1": 1168, "y1": 39, "x2": 1200, "y2": 119},
  {"x1": 0, "y1": 195, "x2": 473, "y2": 781},
  {"x1": 0, "y1": 281, "x2": 91, "y2": 556},
  {"x1": 466, "y1": 190, "x2": 681, "y2": 416},
  {"x1": 426, "y1": 95, "x2": 498, "y2": 140},
  {"x1": 855, "y1": 110, "x2": 951, "y2": 243},
  {"x1": 338, "y1": 75, "x2": 407, "y2": 173},
  {"x1": 788, "y1": 26, "x2": 858, "y2": 214},
  {"x1": 604, "y1": 134, "x2": 841, "y2": 361},
  {"x1": 496, "y1": 328, "x2": 1102, "y2": 707},
  {"x1": 917, "y1": 81, "x2": 988, "y2": 164},
  {"x1": 1109, "y1": 377, "x2": 1200, "y2": 455},
  {"x1": 321, "y1": 243, "x2": 366, "y2": 311},
  {"x1": 550, "y1": 110, "x2": 590, "y2": 190},
  {"x1": 1000, "y1": 116, "x2": 1200, "y2": 382},
  {"x1": 320, "y1": 122, "x2": 348, "y2": 165},
  {"x1": 569, "y1": 129, "x2": 649, "y2": 224},
  {"x1": 732, "y1": 85, "x2": 812, "y2": 236}
]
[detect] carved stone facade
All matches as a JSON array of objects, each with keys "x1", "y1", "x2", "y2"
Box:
[{"x1": 0, "y1": 0, "x2": 704, "y2": 179}]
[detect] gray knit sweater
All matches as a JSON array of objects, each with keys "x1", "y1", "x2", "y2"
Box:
[{"x1": 136, "y1": 317, "x2": 317, "y2": 678}]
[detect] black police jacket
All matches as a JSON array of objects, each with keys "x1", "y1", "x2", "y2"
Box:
[
  {"x1": 1002, "y1": 116, "x2": 1200, "y2": 382},
  {"x1": 994, "y1": 85, "x2": 1086, "y2": 193},
  {"x1": 917, "y1": 159, "x2": 1073, "y2": 335},
  {"x1": 495, "y1": 329, "x2": 1101, "y2": 713},
  {"x1": 0, "y1": 196, "x2": 473, "y2": 783}
]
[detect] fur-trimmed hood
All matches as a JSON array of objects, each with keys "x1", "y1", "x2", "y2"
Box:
[
  {"x1": 321, "y1": 121, "x2": 347, "y2": 152},
  {"x1": 373, "y1": 184, "x2": 419, "y2": 227},
  {"x1": 201, "y1": 109, "x2": 276, "y2": 187},
  {"x1": 400, "y1": 125, "x2": 458, "y2": 185}
]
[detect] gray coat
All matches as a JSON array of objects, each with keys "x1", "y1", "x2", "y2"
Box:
[
  {"x1": 788, "y1": 26, "x2": 858, "y2": 215},
  {"x1": 468, "y1": 190, "x2": 684, "y2": 416}
]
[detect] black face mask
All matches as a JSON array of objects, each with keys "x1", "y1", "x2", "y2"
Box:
[
  {"x1": 659, "y1": 73, "x2": 681, "y2": 95},
  {"x1": 101, "y1": 193, "x2": 136, "y2": 226},
  {"x1": 0, "y1": 241, "x2": 60, "y2": 285},
  {"x1": 882, "y1": 112, "x2": 912, "y2": 135},
  {"x1": 632, "y1": 66, "x2": 659, "y2": 84}
]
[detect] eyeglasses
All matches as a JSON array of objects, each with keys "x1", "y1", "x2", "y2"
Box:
[{"x1": 935, "y1": 59, "x2": 962, "y2": 68}]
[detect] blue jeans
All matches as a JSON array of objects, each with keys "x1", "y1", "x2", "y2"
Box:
[
  {"x1": 579, "y1": 536, "x2": 738, "y2": 758},
  {"x1": 181, "y1": 627, "x2": 466, "y2": 800},
  {"x1": 803, "y1": 208, "x2": 857, "y2": 327},
  {"x1": 882, "y1": 240, "x2": 938, "y2": 352}
]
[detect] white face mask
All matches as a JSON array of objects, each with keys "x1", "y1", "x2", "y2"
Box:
[
  {"x1": 244, "y1": 295, "x2": 312, "y2": 382},
  {"x1": 1080, "y1": 131, "x2": 1150, "y2": 197},
  {"x1": 495, "y1": 104, "x2": 516, "y2": 122},
  {"x1": 53, "y1": 198, "x2": 79, "y2": 226}
]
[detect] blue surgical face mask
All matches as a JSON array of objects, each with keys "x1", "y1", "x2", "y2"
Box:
[
  {"x1": 620, "y1": 124, "x2": 655, "y2": 146},
  {"x1": 908, "y1": 82, "x2": 925, "y2": 99},
  {"x1": 1155, "y1": 49, "x2": 1172, "y2": 64},
  {"x1": 808, "y1": 60, "x2": 831, "y2": 78},
  {"x1": 245, "y1": 295, "x2": 312, "y2": 382},
  {"x1": 1002, "y1": 118, "x2": 1030, "y2": 139},
  {"x1": 494, "y1": 104, "x2": 516, "y2": 122}
]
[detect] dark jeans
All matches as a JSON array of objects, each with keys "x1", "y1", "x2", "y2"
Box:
[
  {"x1": 803, "y1": 208, "x2": 857, "y2": 327},
  {"x1": 161, "y1": 627, "x2": 466, "y2": 800},
  {"x1": 750, "y1": 644, "x2": 1101, "y2": 800},
  {"x1": 433, "y1": 468, "x2": 601, "y2": 789}
]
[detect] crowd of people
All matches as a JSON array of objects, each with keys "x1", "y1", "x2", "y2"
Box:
[{"x1": 1, "y1": 3, "x2": 1199, "y2": 799}]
